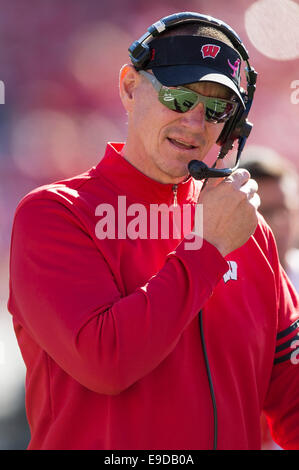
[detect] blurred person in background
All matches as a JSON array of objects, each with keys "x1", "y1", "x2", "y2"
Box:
[
  {"x1": 242, "y1": 147, "x2": 299, "y2": 291},
  {"x1": 7, "y1": 12, "x2": 299, "y2": 450},
  {"x1": 242, "y1": 147, "x2": 299, "y2": 452}
]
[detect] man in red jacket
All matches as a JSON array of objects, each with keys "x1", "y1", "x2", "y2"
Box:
[{"x1": 8, "y1": 12, "x2": 299, "y2": 450}]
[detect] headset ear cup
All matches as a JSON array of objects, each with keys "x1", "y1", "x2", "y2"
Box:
[
  {"x1": 216, "y1": 101, "x2": 244, "y2": 145},
  {"x1": 129, "y1": 42, "x2": 151, "y2": 70},
  {"x1": 216, "y1": 119, "x2": 231, "y2": 146}
]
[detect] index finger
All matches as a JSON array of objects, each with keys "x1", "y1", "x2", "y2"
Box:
[{"x1": 224, "y1": 168, "x2": 251, "y2": 189}]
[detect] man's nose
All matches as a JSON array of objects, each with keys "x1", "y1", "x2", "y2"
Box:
[{"x1": 179, "y1": 102, "x2": 206, "y2": 129}]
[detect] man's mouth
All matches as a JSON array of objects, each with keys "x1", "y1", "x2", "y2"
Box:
[{"x1": 167, "y1": 137, "x2": 197, "y2": 150}]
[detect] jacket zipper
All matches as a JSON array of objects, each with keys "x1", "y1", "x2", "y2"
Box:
[{"x1": 172, "y1": 184, "x2": 178, "y2": 207}]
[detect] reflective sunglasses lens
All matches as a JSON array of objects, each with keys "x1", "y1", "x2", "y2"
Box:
[
  {"x1": 205, "y1": 98, "x2": 236, "y2": 122},
  {"x1": 159, "y1": 86, "x2": 237, "y2": 122},
  {"x1": 159, "y1": 88, "x2": 198, "y2": 113}
]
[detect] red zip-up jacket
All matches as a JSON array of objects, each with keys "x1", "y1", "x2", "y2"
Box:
[{"x1": 8, "y1": 142, "x2": 299, "y2": 450}]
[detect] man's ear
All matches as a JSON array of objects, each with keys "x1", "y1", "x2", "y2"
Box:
[{"x1": 119, "y1": 64, "x2": 140, "y2": 113}]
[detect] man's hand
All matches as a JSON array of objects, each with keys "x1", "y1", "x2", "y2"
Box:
[{"x1": 195, "y1": 169, "x2": 260, "y2": 257}]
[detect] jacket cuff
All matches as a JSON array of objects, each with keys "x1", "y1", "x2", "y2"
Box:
[{"x1": 169, "y1": 236, "x2": 229, "y2": 288}]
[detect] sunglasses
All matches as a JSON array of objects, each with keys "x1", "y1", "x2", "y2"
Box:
[{"x1": 139, "y1": 70, "x2": 239, "y2": 123}]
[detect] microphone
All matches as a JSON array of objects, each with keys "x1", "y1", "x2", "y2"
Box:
[{"x1": 188, "y1": 160, "x2": 233, "y2": 180}]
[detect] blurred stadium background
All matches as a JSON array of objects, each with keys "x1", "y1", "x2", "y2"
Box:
[{"x1": 0, "y1": 0, "x2": 298, "y2": 449}]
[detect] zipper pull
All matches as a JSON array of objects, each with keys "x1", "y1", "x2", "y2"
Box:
[{"x1": 172, "y1": 184, "x2": 178, "y2": 207}]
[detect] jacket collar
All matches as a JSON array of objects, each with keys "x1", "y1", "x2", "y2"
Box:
[{"x1": 95, "y1": 142, "x2": 201, "y2": 205}]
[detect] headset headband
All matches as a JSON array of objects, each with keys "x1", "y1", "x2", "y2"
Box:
[{"x1": 129, "y1": 12, "x2": 250, "y2": 67}]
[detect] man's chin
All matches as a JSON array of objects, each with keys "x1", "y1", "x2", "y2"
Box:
[{"x1": 163, "y1": 166, "x2": 190, "y2": 184}]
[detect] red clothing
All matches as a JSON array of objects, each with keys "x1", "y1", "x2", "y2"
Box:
[{"x1": 8, "y1": 142, "x2": 299, "y2": 450}]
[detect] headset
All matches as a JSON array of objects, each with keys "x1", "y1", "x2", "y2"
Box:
[{"x1": 129, "y1": 12, "x2": 258, "y2": 180}]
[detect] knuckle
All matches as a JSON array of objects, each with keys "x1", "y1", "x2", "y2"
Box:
[
  {"x1": 226, "y1": 169, "x2": 251, "y2": 188},
  {"x1": 251, "y1": 178, "x2": 258, "y2": 191},
  {"x1": 237, "y1": 168, "x2": 251, "y2": 178},
  {"x1": 237, "y1": 189, "x2": 248, "y2": 203},
  {"x1": 239, "y1": 168, "x2": 250, "y2": 178},
  {"x1": 248, "y1": 202, "x2": 259, "y2": 221},
  {"x1": 239, "y1": 190, "x2": 248, "y2": 201},
  {"x1": 236, "y1": 168, "x2": 251, "y2": 180}
]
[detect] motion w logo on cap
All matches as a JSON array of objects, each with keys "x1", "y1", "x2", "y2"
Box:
[
  {"x1": 223, "y1": 261, "x2": 238, "y2": 283},
  {"x1": 201, "y1": 44, "x2": 221, "y2": 59}
]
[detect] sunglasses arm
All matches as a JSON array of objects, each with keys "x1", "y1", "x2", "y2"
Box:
[{"x1": 139, "y1": 70, "x2": 161, "y2": 93}]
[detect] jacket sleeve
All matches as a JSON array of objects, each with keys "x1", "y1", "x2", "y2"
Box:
[
  {"x1": 8, "y1": 195, "x2": 228, "y2": 395},
  {"x1": 261, "y1": 224, "x2": 299, "y2": 450}
]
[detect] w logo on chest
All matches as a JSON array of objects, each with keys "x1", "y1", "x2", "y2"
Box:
[
  {"x1": 223, "y1": 261, "x2": 238, "y2": 283},
  {"x1": 201, "y1": 44, "x2": 221, "y2": 59}
]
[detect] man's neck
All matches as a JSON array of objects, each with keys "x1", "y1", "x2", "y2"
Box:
[{"x1": 120, "y1": 142, "x2": 188, "y2": 186}]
